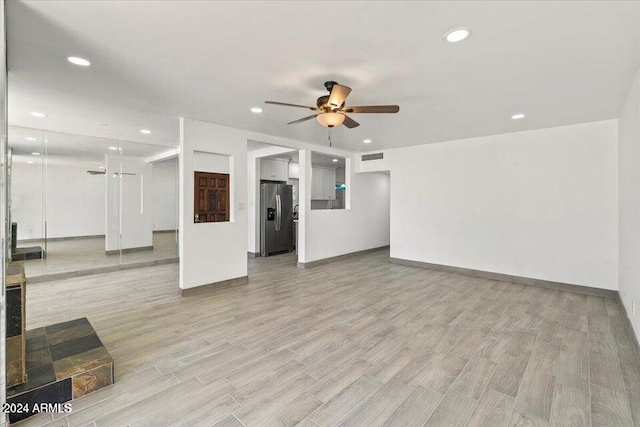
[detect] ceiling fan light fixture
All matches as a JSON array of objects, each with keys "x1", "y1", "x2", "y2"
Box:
[
  {"x1": 267, "y1": 81, "x2": 398, "y2": 129},
  {"x1": 316, "y1": 112, "x2": 345, "y2": 128}
]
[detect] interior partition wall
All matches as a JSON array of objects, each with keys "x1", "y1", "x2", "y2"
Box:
[{"x1": 179, "y1": 117, "x2": 247, "y2": 290}]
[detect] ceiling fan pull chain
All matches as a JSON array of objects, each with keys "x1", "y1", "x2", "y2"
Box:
[{"x1": 328, "y1": 127, "x2": 332, "y2": 147}]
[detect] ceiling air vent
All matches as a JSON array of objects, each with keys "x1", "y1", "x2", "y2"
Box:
[{"x1": 361, "y1": 153, "x2": 384, "y2": 161}]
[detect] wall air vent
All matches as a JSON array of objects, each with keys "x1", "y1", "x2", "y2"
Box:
[{"x1": 361, "y1": 153, "x2": 384, "y2": 161}]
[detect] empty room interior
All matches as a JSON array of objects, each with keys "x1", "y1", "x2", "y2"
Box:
[{"x1": 1, "y1": 1, "x2": 640, "y2": 426}]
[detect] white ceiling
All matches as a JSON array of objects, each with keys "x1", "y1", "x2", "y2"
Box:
[
  {"x1": 264, "y1": 151, "x2": 347, "y2": 169},
  {"x1": 7, "y1": 1, "x2": 640, "y2": 151},
  {"x1": 311, "y1": 152, "x2": 346, "y2": 169},
  {"x1": 9, "y1": 126, "x2": 172, "y2": 165},
  {"x1": 247, "y1": 140, "x2": 287, "y2": 152}
]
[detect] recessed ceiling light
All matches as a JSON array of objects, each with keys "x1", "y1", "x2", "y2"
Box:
[
  {"x1": 98, "y1": 166, "x2": 105, "y2": 170},
  {"x1": 511, "y1": 113, "x2": 525, "y2": 120},
  {"x1": 332, "y1": 158, "x2": 339, "y2": 162},
  {"x1": 30, "y1": 112, "x2": 47, "y2": 118},
  {"x1": 444, "y1": 28, "x2": 472, "y2": 43},
  {"x1": 95, "y1": 122, "x2": 109, "y2": 127},
  {"x1": 31, "y1": 152, "x2": 40, "y2": 156},
  {"x1": 140, "y1": 129, "x2": 152, "y2": 134},
  {"x1": 363, "y1": 139, "x2": 372, "y2": 144},
  {"x1": 108, "y1": 146, "x2": 118, "y2": 150},
  {"x1": 27, "y1": 161, "x2": 34, "y2": 164},
  {"x1": 67, "y1": 56, "x2": 91, "y2": 67},
  {"x1": 251, "y1": 107, "x2": 263, "y2": 113},
  {"x1": 25, "y1": 137, "x2": 38, "y2": 141}
]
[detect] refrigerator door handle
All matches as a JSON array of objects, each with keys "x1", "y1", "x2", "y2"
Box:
[
  {"x1": 275, "y1": 194, "x2": 281, "y2": 231},
  {"x1": 278, "y1": 194, "x2": 282, "y2": 231}
]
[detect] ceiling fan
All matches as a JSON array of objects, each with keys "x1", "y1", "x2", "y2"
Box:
[
  {"x1": 86, "y1": 171, "x2": 136, "y2": 176},
  {"x1": 265, "y1": 81, "x2": 399, "y2": 129}
]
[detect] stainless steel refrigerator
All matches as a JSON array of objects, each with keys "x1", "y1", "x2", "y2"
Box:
[{"x1": 260, "y1": 183, "x2": 293, "y2": 256}]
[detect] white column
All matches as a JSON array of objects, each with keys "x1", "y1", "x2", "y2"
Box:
[
  {"x1": 179, "y1": 117, "x2": 248, "y2": 290},
  {"x1": 297, "y1": 149, "x2": 310, "y2": 264},
  {"x1": 105, "y1": 154, "x2": 153, "y2": 252}
]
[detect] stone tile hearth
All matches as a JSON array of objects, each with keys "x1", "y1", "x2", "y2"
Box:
[{"x1": 7, "y1": 318, "x2": 113, "y2": 423}]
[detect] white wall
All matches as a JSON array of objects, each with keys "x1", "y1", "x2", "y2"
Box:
[
  {"x1": 151, "y1": 159, "x2": 178, "y2": 231},
  {"x1": 619, "y1": 66, "x2": 640, "y2": 338},
  {"x1": 12, "y1": 155, "x2": 177, "y2": 241},
  {"x1": 11, "y1": 161, "x2": 104, "y2": 240},
  {"x1": 356, "y1": 153, "x2": 390, "y2": 174},
  {"x1": 177, "y1": 118, "x2": 391, "y2": 290},
  {"x1": 105, "y1": 154, "x2": 153, "y2": 251},
  {"x1": 246, "y1": 142, "x2": 390, "y2": 262},
  {"x1": 153, "y1": 152, "x2": 227, "y2": 233},
  {"x1": 194, "y1": 151, "x2": 230, "y2": 174},
  {"x1": 387, "y1": 120, "x2": 618, "y2": 290},
  {"x1": 11, "y1": 159, "x2": 44, "y2": 240},
  {"x1": 179, "y1": 118, "x2": 247, "y2": 289},
  {"x1": 304, "y1": 164, "x2": 391, "y2": 262}
]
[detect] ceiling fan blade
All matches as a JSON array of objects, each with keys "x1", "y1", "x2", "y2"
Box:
[
  {"x1": 342, "y1": 115, "x2": 360, "y2": 129},
  {"x1": 265, "y1": 101, "x2": 317, "y2": 111},
  {"x1": 288, "y1": 114, "x2": 317, "y2": 125},
  {"x1": 328, "y1": 84, "x2": 352, "y2": 109},
  {"x1": 341, "y1": 105, "x2": 400, "y2": 114}
]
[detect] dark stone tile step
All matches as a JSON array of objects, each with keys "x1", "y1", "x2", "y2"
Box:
[
  {"x1": 6, "y1": 318, "x2": 114, "y2": 423},
  {"x1": 6, "y1": 287, "x2": 22, "y2": 338},
  {"x1": 7, "y1": 378, "x2": 72, "y2": 423},
  {"x1": 50, "y1": 334, "x2": 104, "y2": 361},
  {"x1": 44, "y1": 318, "x2": 90, "y2": 335},
  {"x1": 26, "y1": 330, "x2": 48, "y2": 353}
]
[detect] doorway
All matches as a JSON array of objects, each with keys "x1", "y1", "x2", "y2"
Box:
[{"x1": 247, "y1": 141, "x2": 299, "y2": 274}]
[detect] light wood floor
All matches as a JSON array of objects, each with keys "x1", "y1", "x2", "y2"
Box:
[
  {"x1": 17, "y1": 249, "x2": 640, "y2": 427},
  {"x1": 19, "y1": 233, "x2": 178, "y2": 279}
]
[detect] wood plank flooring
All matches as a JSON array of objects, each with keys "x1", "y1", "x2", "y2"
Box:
[
  {"x1": 17, "y1": 249, "x2": 640, "y2": 427},
  {"x1": 20, "y1": 233, "x2": 178, "y2": 279}
]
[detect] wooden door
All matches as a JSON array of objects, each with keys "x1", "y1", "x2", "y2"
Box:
[{"x1": 194, "y1": 172, "x2": 230, "y2": 222}]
